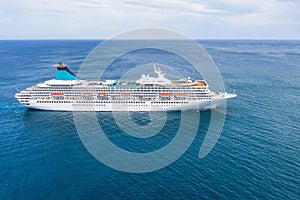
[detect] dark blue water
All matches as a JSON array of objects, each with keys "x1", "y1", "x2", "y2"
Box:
[{"x1": 0, "y1": 40, "x2": 299, "y2": 199}]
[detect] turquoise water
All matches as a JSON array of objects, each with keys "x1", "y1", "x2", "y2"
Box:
[{"x1": 0, "y1": 40, "x2": 299, "y2": 199}]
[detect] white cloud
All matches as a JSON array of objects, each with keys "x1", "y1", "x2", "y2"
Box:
[
  {"x1": 0, "y1": 0, "x2": 299, "y2": 39},
  {"x1": 216, "y1": 0, "x2": 300, "y2": 26}
]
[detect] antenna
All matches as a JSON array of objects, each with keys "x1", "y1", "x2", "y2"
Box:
[{"x1": 153, "y1": 65, "x2": 158, "y2": 73}]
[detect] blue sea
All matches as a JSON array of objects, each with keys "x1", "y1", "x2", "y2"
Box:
[{"x1": 0, "y1": 40, "x2": 299, "y2": 199}]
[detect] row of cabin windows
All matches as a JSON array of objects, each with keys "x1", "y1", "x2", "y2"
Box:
[
  {"x1": 33, "y1": 88, "x2": 208, "y2": 92},
  {"x1": 37, "y1": 101, "x2": 191, "y2": 104},
  {"x1": 37, "y1": 101, "x2": 72, "y2": 103},
  {"x1": 74, "y1": 104, "x2": 185, "y2": 107}
]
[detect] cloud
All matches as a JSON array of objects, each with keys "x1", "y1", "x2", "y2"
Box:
[
  {"x1": 122, "y1": 0, "x2": 225, "y2": 16},
  {"x1": 214, "y1": 0, "x2": 300, "y2": 26},
  {"x1": 0, "y1": 0, "x2": 299, "y2": 39}
]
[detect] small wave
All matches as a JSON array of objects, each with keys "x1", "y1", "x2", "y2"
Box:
[{"x1": 0, "y1": 104, "x2": 26, "y2": 110}]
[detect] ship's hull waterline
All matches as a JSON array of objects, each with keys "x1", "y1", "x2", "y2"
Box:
[{"x1": 23, "y1": 99, "x2": 226, "y2": 112}]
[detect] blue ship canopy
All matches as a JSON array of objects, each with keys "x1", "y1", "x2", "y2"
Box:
[
  {"x1": 55, "y1": 69, "x2": 79, "y2": 80},
  {"x1": 54, "y1": 63, "x2": 80, "y2": 80}
]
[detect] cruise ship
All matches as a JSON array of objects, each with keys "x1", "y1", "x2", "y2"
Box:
[{"x1": 15, "y1": 63, "x2": 236, "y2": 111}]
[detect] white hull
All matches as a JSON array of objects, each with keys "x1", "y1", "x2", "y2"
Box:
[{"x1": 24, "y1": 98, "x2": 228, "y2": 112}]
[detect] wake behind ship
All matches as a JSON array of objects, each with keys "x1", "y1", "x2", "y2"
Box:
[{"x1": 15, "y1": 63, "x2": 236, "y2": 111}]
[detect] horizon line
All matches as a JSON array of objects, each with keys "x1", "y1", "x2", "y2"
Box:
[{"x1": 0, "y1": 38, "x2": 300, "y2": 41}]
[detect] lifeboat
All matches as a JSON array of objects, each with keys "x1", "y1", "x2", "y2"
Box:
[
  {"x1": 174, "y1": 93, "x2": 186, "y2": 97},
  {"x1": 51, "y1": 92, "x2": 64, "y2": 99},
  {"x1": 97, "y1": 92, "x2": 108, "y2": 99},
  {"x1": 121, "y1": 92, "x2": 130, "y2": 99},
  {"x1": 83, "y1": 92, "x2": 92, "y2": 95},
  {"x1": 194, "y1": 81, "x2": 207, "y2": 86},
  {"x1": 51, "y1": 92, "x2": 64, "y2": 96},
  {"x1": 98, "y1": 92, "x2": 107, "y2": 96},
  {"x1": 159, "y1": 93, "x2": 171, "y2": 96},
  {"x1": 159, "y1": 93, "x2": 172, "y2": 100},
  {"x1": 82, "y1": 92, "x2": 94, "y2": 99}
]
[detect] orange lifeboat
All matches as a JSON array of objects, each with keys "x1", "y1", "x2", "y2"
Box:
[
  {"x1": 194, "y1": 82, "x2": 206, "y2": 86},
  {"x1": 82, "y1": 92, "x2": 94, "y2": 99},
  {"x1": 174, "y1": 93, "x2": 187, "y2": 100},
  {"x1": 122, "y1": 92, "x2": 130, "y2": 96},
  {"x1": 97, "y1": 92, "x2": 108, "y2": 99},
  {"x1": 98, "y1": 92, "x2": 107, "y2": 96},
  {"x1": 159, "y1": 93, "x2": 172, "y2": 97},
  {"x1": 159, "y1": 93, "x2": 172, "y2": 100},
  {"x1": 51, "y1": 92, "x2": 64, "y2": 96},
  {"x1": 174, "y1": 93, "x2": 187, "y2": 97},
  {"x1": 51, "y1": 92, "x2": 64, "y2": 99},
  {"x1": 83, "y1": 92, "x2": 92, "y2": 95}
]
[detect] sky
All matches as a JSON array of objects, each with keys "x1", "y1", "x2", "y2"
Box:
[{"x1": 0, "y1": 0, "x2": 300, "y2": 39}]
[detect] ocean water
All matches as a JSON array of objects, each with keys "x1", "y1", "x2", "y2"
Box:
[{"x1": 0, "y1": 40, "x2": 299, "y2": 199}]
